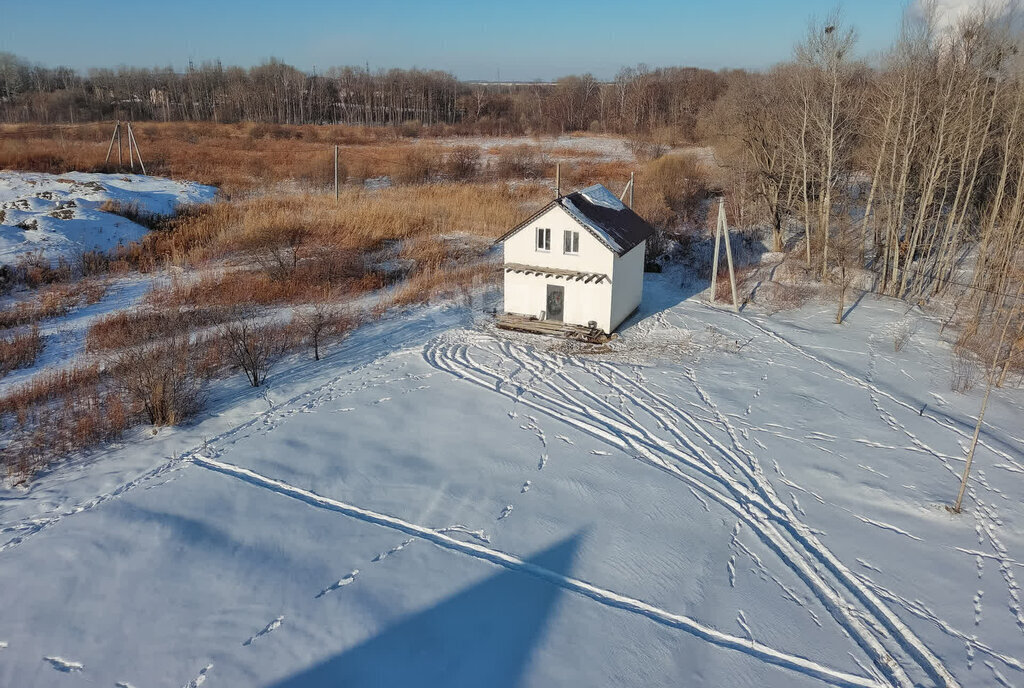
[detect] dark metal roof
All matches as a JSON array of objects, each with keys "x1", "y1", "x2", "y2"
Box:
[
  {"x1": 558, "y1": 185, "x2": 655, "y2": 255},
  {"x1": 495, "y1": 184, "x2": 655, "y2": 257}
]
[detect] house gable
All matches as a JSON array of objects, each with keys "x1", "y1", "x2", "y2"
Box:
[
  {"x1": 496, "y1": 184, "x2": 655, "y2": 257},
  {"x1": 501, "y1": 204, "x2": 615, "y2": 276}
]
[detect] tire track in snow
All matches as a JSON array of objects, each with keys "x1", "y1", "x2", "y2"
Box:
[
  {"x1": 424, "y1": 333, "x2": 959, "y2": 688},
  {"x1": 189, "y1": 453, "x2": 885, "y2": 688}
]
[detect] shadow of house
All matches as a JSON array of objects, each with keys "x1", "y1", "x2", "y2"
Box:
[{"x1": 267, "y1": 532, "x2": 584, "y2": 688}]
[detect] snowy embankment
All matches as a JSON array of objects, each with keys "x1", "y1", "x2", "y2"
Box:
[
  {"x1": 0, "y1": 272, "x2": 1022, "y2": 687},
  {"x1": 0, "y1": 171, "x2": 217, "y2": 264}
]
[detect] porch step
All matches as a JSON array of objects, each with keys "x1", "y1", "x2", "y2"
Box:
[{"x1": 495, "y1": 313, "x2": 613, "y2": 344}]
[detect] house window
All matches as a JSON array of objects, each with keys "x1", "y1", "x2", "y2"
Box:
[
  {"x1": 536, "y1": 227, "x2": 551, "y2": 251},
  {"x1": 563, "y1": 230, "x2": 579, "y2": 254}
]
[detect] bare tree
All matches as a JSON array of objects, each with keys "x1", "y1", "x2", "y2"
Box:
[{"x1": 222, "y1": 312, "x2": 291, "y2": 387}]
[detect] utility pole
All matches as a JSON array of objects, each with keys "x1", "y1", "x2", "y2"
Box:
[
  {"x1": 555, "y1": 162, "x2": 560, "y2": 197},
  {"x1": 708, "y1": 196, "x2": 740, "y2": 313},
  {"x1": 629, "y1": 171, "x2": 634, "y2": 208},
  {"x1": 334, "y1": 145, "x2": 339, "y2": 202}
]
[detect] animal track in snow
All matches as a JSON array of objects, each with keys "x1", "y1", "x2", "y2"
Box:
[
  {"x1": 974, "y1": 590, "x2": 984, "y2": 625},
  {"x1": 116, "y1": 682, "x2": 138, "y2": 688},
  {"x1": 687, "y1": 487, "x2": 710, "y2": 512},
  {"x1": 0, "y1": 641, "x2": 6, "y2": 649},
  {"x1": 336, "y1": 408, "x2": 355, "y2": 413},
  {"x1": 43, "y1": 656, "x2": 83, "y2": 672},
  {"x1": 736, "y1": 610, "x2": 753, "y2": 640},
  {"x1": 184, "y1": 663, "x2": 213, "y2": 687},
  {"x1": 590, "y1": 449, "x2": 611, "y2": 456},
  {"x1": 498, "y1": 504, "x2": 514, "y2": 520},
  {"x1": 243, "y1": 616, "x2": 284, "y2": 646},
  {"x1": 373, "y1": 538, "x2": 414, "y2": 562},
  {"x1": 856, "y1": 558, "x2": 881, "y2": 573},
  {"x1": 316, "y1": 570, "x2": 359, "y2": 598},
  {"x1": 538, "y1": 454, "x2": 548, "y2": 470},
  {"x1": 373, "y1": 397, "x2": 391, "y2": 404},
  {"x1": 853, "y1": 515, "x2": 922, "y2": 541},
  {"x1": 555, "y1": 434, "x2": 574, "y2": 445},
  {"x1": 521, "y1": 480, "x2": 532, "y2": 493},
  {"x1": 727, "y1": 555, "x2": 737, "y2": 587}
]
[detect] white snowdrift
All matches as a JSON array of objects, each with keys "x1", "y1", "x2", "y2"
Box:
[
  {"x1": 0, "y1": 274, "x2": 1021, "y2": 687},
  {"x1": 0, "y1": 171, "x2": 216, "y2": 265}
]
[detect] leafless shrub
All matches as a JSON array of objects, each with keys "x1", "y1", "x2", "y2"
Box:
[
  {"x1": 247, "y1": 224, "x2": 307, "y2": 280},
  {"x1": 757, "y1": 282, "x2": 815, "y2": 315},
  {"x1": 293, "y1": 295, "x2": 359, "y2": 361},
  {"x1": 392, "y1": 146, "x2": 442, "y2": 184},
  {"x1": 108, "y1": 337, "x2": 205, "y2": 426},
  {"x1": 495, "y1": 145, "x2": 543, "y2": 179},
  {"x1": 626, "y1": 136, "x2": 666, "y2": 160},
  {"x1": 12, "y1": 251, "x2": 73, "y2": 288},
  {"x1": 444, "y1": 146, "x2": 481, "y2": 181},
  {"x1": 221, "y1": 313, "x2": 293, "y2": 387},
  {"x1": 951, "y1": 349, "x2": 978, "y2": 393},
  {"x1": 892, "y1": 318, "x2": 916, "y2": 353}
]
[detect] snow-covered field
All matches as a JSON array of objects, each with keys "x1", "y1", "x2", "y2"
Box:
[
  {"x1": 0, "y1": 171, "x2": 217, "y2": 264},
  {"x1": 0, "y1": 272, "x2": 1022, "y2": 688}
]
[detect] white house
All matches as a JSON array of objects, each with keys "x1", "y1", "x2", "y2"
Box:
[{"x1": 496, "y1": 183, "x2": 655, "y2": 334}]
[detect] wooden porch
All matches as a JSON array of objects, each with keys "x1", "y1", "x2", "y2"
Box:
[{"x1": 495, "y1": 313, "x2": 613, "y2": 344}]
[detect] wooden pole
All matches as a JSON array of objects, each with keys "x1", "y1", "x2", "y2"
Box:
[
  {"x1": 128, "y1": 122, "x2": 135, "y2": 171},
  {"x1": 117, "y1": 123, "x2": 122, "y2": 168},
  {"x1": 104, "y1": 121, "x2": 119, "y2": 164},
  {"x1": 709, "y1": 202, "x2": 723, "y2": 303},
  {"x1": 555, "y1": 163, "x2": 560, "y2": 197},
  {"x1": 629, "y1": 171, "x2": 634, "y2": 208},
  {"x1": 722, "y1": 201, "x2": 740, "y2": 313},
  {"x1": 128, "y1": 123, "x2": 146, "y2": 175},
  {"x1": 334, "y1": 145, "x2": 339, "y2": 202}
]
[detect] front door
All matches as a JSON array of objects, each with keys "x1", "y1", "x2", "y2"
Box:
[{"x1": 546, "y1": 284, "x2": 564, "y2": 322}]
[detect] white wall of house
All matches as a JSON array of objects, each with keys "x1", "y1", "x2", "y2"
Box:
[
  {"x1": 609, "y1": 241, "x2": 646, "y2": 331},
  {"x1": 502, "y1": 204, "x2": 646, "y2": 334}
]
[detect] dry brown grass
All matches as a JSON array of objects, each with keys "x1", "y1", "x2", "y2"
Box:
[
  {"x1": 0, "y1": 364, "x2": 102, "y2": 418},
  {"x1": 0, "y1": 281, "x2": 107, "y2": 330},
  {"x1": 0, "y1": 122, "x2": 518, "y2": 193},
  {"x1": 0, "y1": 326, "x2": 43, "y2": 377},
  {"x1": 85, "y1": 305, "x2": 232, "y2": 352}
]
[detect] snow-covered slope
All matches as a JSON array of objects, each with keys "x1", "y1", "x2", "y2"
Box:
[
  {"x1": 0, "y1": 276, "x2": 1021, "y2": 688},
  {"x1": 0, "y1": 171, "x2": 217, "y2": 264}
]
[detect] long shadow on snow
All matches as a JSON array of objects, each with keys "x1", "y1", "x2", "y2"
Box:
[{"x1": 266, "y1": 532, "x2": 583, "y2": 688}]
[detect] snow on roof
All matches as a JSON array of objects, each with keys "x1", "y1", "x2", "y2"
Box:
[
  {"x1": 494, "y1": 183, "x2": 654, "y2": 255},
  {"x1": 561, "y1": 197, "x2": 623, "y2": 253},
  {"x1": 558, "y1": 184, "x2": 654, "y2": 255},
  {"x1": 578, "y1": 184, "x2": 625, "y2": 210}
]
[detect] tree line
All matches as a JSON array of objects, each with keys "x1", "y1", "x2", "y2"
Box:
[
  {"x1": 703, "y1": 8, "x2": 1024, "y2": 353},
  {"x1": 0, "y1": 53, "x2": 723, "y2": 139}
]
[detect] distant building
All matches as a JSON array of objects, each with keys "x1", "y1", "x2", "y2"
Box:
[{"x1": 496, "y1": 184, "x2": 654, "y2": 334}]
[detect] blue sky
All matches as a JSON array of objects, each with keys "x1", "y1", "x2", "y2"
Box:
[{"x1": 1, "y1": 0, "x2": 911, "y2": 79}]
